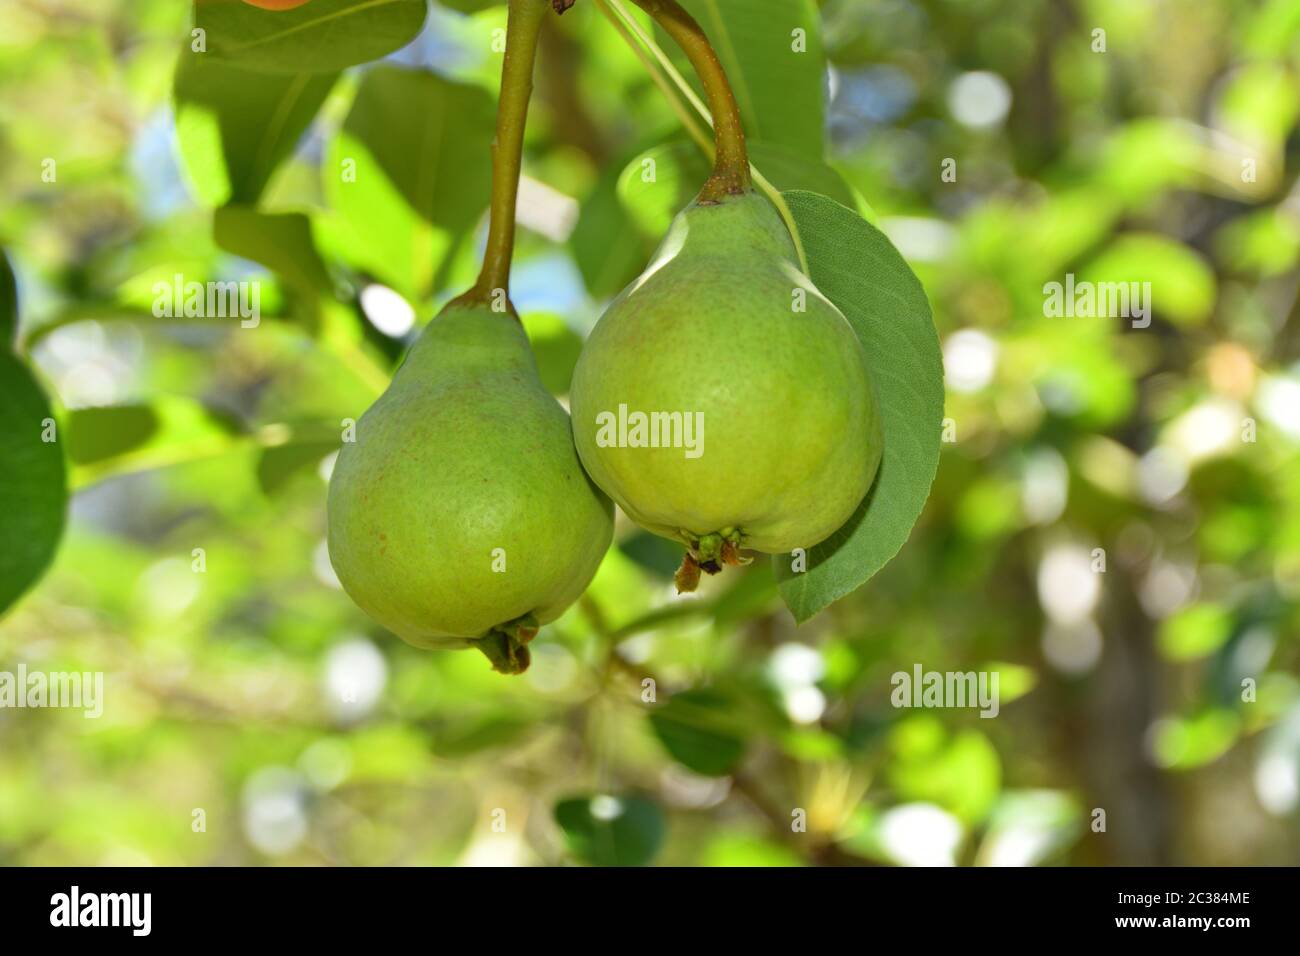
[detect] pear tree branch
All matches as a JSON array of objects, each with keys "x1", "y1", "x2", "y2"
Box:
[
  {"x1": 626, "y1": 0, "x2": 752, "y2": 201},
  {"x1": 456, "y1": 0, "x2": 553, "y2": 313},
  {"x1": 598, "y1": 0, "x2": 809, "y2": 270}
]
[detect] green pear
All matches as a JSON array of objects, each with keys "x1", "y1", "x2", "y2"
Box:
[
  {"x1": 328, "y1": 304, "x2": 613, "y2": 673},
  {"x1": 569, "y1": 190, "x2": 881, "y2": 581}
]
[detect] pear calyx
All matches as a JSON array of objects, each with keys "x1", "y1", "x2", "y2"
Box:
[
  {"x1": 475, "y1": 613, "x2": 540, "y2": 674},
  {"x1": 673, "y1": 528, "x2": 749, "y2": 594}
]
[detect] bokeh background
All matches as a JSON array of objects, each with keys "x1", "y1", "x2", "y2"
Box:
[{"x1": 1, "y1": 0, "x2": 1299, "y2": 866}]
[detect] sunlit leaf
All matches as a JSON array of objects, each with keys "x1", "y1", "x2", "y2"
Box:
[
  {"x1": 1080, "y1": 233, "x2": 1216, "y2": 327},
  {"x1": 887, "y1": 718, "x2": 1001, "y2": 824},
  {"x1": 214, "y1": 206, "x2": 334, "y2": 299},
  {"x1": 981, "y1": 662, "x2": 1037, "y2": 705},
  {"x1": 1151, "y1": 709, "x2": 1241, "y2": 770},
  {"x1": 701, "y1": 833, "x2": 804, "y2": 867},
  {"x1": 66, "y1": 396, "x2": 243, "y2": 488},
  {"x1": 1217, "y1": 61, "x2": 1300, "y2": 149},
  {"x1": 1160, "y1": 603, "x2": 1234, "y2": 662},
  {"x1": 324, "y1": 67, "x2": 495, "y2": 298},
  {"x1": 1214, "y1": 208, "x2": 1300, "y2": 278},
  {"x1": 193, "y1": 0, "x2": 427, "y2": 74},
  {"x1": 65, "y1": 405, "x2": 162, "y2": 465},
  {"x1": 174, "y1": 49, "x2": 338, "y2": 206}
]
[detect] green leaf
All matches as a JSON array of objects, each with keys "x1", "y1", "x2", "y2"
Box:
[
  {"x1": 0, "y1": 249, "x2": 17, "y2": 348},
  {"x1": 65, "y1": 396, "x2": 242, "y2": 488},
  {"x1": 554, "y1": 794, "x2": 665, "y2": 867},
  {"x1": 174, "y1": 49, "x2": 338, "y2": 207},
  {"x1": 427, "y1": 716, "x2": 535, "y2": 758},
  {"x1": 887, "y1": 719, "x2": 1001, "y2": 823},
  {"x1": 214, "y1": 205, "x2": 334, "y2": 298},
  {"x1": 1095, "y1": 120, "x2": 1201, "y2": 205},
  {"x1": 1151, "y1": 709, "x2": 1241, "y2": 770},
  {"x1": 749, "y1": 142, "x2": 859, "y2": 209},
  {"x1": 324, "y1": 67, "x2": 496, "y2": 298},
  {"x1": 618, "y1": 528, "x2": 684, "y2": 579},
  {"x1": 982, "y1": 661, "x2": 1037, "y2": 705},
  {"x1": 438, "y1": 0, "x2": 504, "y2": 10},
  {"x1": 1159, "y1": 603, "x2": 1234, "y2": 661},
  {"x1": 773, "y1": 191, "x2": 943, "y2": 622},
  {"x1": 64, "y1": 405, "x2": 161, "y2": 465},
  {"x1": 1215, "y1": 207, "x2": 1300, "y2": 277},
  {"x1": 570, "y1": 158, "x2": 653, "y2": 301},
  {"x1": 701, "y1": 833, "x2": 804, "y2": 867},
  {"x1": 257, "y1": 438, "x2": 338, "y2": 497},
  {"x1": 0, "y1": 354, "x2": 67, "y2": 616},
  {"x1": 1079, "y1": 233, "x2": 1216, "y2": 327},
  {"x1": 1031, "y1": 330, "x2": 1136, "y2": 428},
  {"x1": 521, "y1": 311, "x2": 583, "y2": 396},
  {"x1": 648, "y1": 688, "x2": 748, "y2": 776},
  {"x1": 193, "y1": 0, "x2": 427, "y2": 75},
  {"x1": 1216, "y1": 61, "x2": 1299, "y2": 148},
  {"x1": 673, "y1": 0, "x2": 826, "y2": 158}
]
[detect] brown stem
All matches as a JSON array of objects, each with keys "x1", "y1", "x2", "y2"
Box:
[
  {"x1": 454, "y1": 0, "x2": 551, "y2": 314},
  {"x1": 628, "y1": 0, "x2": 751, "y2": 201}
]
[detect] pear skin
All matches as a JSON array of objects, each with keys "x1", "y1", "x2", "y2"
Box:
[
  {"x1": 570, "y1": 190, "x2": 881, "y2": 559},
  {"x1": 328, "y1": 305, "x2": 613, "y2": 662}
]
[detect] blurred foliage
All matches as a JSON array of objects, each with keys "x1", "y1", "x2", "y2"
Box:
[{"x1": 0, "y1": 0, "x2": 1298, "y2": 866}]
